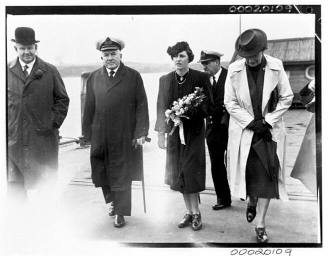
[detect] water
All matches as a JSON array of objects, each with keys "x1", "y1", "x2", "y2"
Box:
[{"x1": 59, "y1": 72, "x2": 165, "y2": 140}]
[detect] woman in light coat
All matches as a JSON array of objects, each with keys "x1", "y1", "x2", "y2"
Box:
[{"x1": 224, "y1": 29, "x2": 293, "y2": 243}]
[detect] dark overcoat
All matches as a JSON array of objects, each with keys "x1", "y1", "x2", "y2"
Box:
[
  {"x1": 155, "y1": 69, "x2": 212, "y2": 193},
  {"x1": 7, "y1": 57, "x2": 69, "y2": 188},
  {"x1": 82, "y1": 63, "x2": 149, "y2": 191}
]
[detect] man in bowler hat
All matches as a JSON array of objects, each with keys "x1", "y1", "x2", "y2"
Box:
[
  {"x1": 199, "y1": 50, "x2": 231, "y2": 210},
  {"x1": 7, "y1": 27, "x2": 69, "y2": 202},
  {"x1": 82, "y1": 37, "x2": 149, "y2": 228}
]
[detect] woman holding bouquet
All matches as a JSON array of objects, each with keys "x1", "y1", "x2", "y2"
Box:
[{"x1": 155, "y1": 41, "x2": 212, "y2": 231}]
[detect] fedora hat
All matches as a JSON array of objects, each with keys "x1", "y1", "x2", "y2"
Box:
[
  {"x1": 11, "y1": 27, "x2": 40, "y2": 45},
  {"x1": 199, "y1": 50, "x2": 223, "y2": 63},
  {"x1": 235, "y1": 28, "x2": 267, "y2": 58},
  {"x1": 96, "y1": 37, "x2": 125, "y2": 51}
]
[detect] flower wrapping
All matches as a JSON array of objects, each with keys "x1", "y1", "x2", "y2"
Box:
[{"x1": 165, "y1": 87, "x2": 206, "y2": 145}]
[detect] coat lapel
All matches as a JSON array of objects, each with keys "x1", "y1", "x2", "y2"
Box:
[
  {"x1": 104, "y1": 63, "x2": 126, "y2": 93},
  {"x1": 9, "y1": 57, "x2": 48, "y2": 89},
  {"x1": 8, "y1": 58, "x2": 26, "y2": 83},
  {"x1": 24, "y1": 57, "x2": 47, "y2": 89},
  {"x1": 231, "y1": 62, "x2": 254, "y2": 117},
  {"x1": 262, "y1": 57, "x2": 280, "y2": 113},
  {"x1": 162, "y1": 72, "x2": 176, "y2": 108}
]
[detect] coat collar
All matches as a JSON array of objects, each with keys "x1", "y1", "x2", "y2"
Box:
[
  {"x1": 101, "y1": 62, "x2": 127, "y2": 92},
  {"x1": 229, "y1": 54, "x2": 282, "y2": 74},
  {"x1": 8, "y1": 58, "x2": 26, "y2": 83},
  {"x1": 229, "y1": 54, "x2": 282, "y2": 115},
  {"x1": 9, "y1": 56, "x2": 48, "y2": 87}
]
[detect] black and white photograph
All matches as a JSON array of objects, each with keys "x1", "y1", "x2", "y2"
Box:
[{"x1": 0, "y1": 1, "x2": 326, "y2": 255}]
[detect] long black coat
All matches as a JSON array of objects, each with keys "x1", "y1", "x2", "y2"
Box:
[
  {"x1": 155, "y1": 69, "x2": 212, "y2": 193},
  {"x1": 7, "y1": 57, "x2": 69, "y2": 188},
  {"x1": 82, "y1": 63, "x2": 149, "y2": 190}
]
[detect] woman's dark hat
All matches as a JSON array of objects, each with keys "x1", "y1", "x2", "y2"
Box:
[
  {"x1": 11, "y1": 27, "x2": 40, "y2": 45},
  {"x1": 235, "y1": 29, "x2": 267, "y2": 57}
]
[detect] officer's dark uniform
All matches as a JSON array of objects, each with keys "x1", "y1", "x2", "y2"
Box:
[{"x1": 200, "y1": 51, "x2": 231, "y2": 209}]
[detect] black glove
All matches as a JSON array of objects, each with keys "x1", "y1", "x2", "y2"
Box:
[
  {"x1": 247, "y1": 119, "x2": 272, "y2": 141},
  {"x1": 247, "y1": 119, "x2": 271, "y2": 133}
]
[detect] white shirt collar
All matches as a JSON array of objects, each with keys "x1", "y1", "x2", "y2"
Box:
[
  {"x1": 19, "y1": 58, "x2": 36, "y2": 75},
  {"x1": 211, "y1": 67, "x2": 222, "y2": 85},
  {"x1": 106, "y1": 64, "x2": 120, "y2": 77}
]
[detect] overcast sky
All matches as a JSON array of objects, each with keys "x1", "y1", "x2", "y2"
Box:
[{"x1": 7, "y1": 13, "x2": 315, "y2": 65}]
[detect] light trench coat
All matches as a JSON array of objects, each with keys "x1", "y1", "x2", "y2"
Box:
[{"x1": 224, "y1": 55, "x2": 294, "y2": 201}]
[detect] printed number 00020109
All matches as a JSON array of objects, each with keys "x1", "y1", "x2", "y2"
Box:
[
  {"x1": 228, "y1": 5, "x2": 293, "y2": 13},
  {"x1": 230, "y1": 248, "x2": 292, "y2": 256}
]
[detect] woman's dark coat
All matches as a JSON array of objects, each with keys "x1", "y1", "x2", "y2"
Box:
[
  {"x1": 82, "y1": 63, "x2": 149, "y2": 190},
  {"x1": 155, "y1": 68, "x2": 212, "y2": 193},
  {"x1": 7, "y1": 57, "x2": 69, "y2": 188}
]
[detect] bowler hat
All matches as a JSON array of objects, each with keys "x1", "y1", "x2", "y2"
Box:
[
  {"x1": 96, "y1": 37, "x2": 125, "y2": 51},
  {"x1": 235, "y1": 29, "x2": 267, "y2": 58},
  {"x1": 11, "y1": 27, "x2": 40, "y2": 45},
  {"x1": 199, "y1": 50, "x2": 223, "y2": 63}
]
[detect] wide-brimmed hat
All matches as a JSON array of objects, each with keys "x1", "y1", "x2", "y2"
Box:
[
  {"x1": 11, "y1": 27, "x2": 40, "y2": 45},
  {"x1": 96, "y1": 37, "x2": 125, "y2": 51},
  {"x1": 199, "y1": 50, "x2": 223, "y2": 63},
  {"x1": 235, "y1": 28, "x2": 267, "y2": 57}
]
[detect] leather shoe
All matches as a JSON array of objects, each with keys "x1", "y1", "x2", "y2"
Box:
[
  {"x1": 191, "y1": 213, "x2": 202, "y2": 231},
  {"x1": 255, "y1": 227, "x2": 269, "y2": 243},
  {"x1": 212, "y1": 203, "x2": 231, "y2": 210},
  {"x1": 114, "y1": 215, "x2": 125, "y2": 228},
  {"x1": 178, "y1": 213, "x2": 192, "y2": 228}
]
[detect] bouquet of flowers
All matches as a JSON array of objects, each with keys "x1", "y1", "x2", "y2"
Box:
[{"x1": 165, "y1": 87, "x2": 206, "y2": 145}]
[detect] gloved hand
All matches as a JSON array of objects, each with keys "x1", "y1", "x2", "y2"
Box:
[{"x1": 246, "y1": 119, "x2": 272, "y2": 134}]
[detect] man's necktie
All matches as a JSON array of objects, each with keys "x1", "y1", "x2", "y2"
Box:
[
  {"x1": 23, "y1": 65, "x2": 29, "y2": 77},
  {"x1": 109, "y1": 70, "x2": 115, "y2": 78},
  {"x1": 212, "y1": 76, "x2": 216, "y2": 87}
]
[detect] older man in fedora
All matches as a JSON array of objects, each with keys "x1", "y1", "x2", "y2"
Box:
[
  {"x1": 224, "y1": 28, "x2": 293, "y2": 243},
  {"x1": 82, "y1": 37, "x2": 149, "y2": 228},
  {"x1": 7, "y1": 27, "x2": 69, "y2": 202},
  {"x1": 199, "y1": 50, "x2": 231, "y2": 211}
]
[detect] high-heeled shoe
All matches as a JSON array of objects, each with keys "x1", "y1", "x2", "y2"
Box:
[
  {"x1": 178, "y1": 213, "x2": 192, "y2": 228},
  {"x1": 191, "y1": 213, "x2": 202, "y2": 231},
  {"x1": 255, "y1": 227, "x2": 268, "y2": 243}
]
